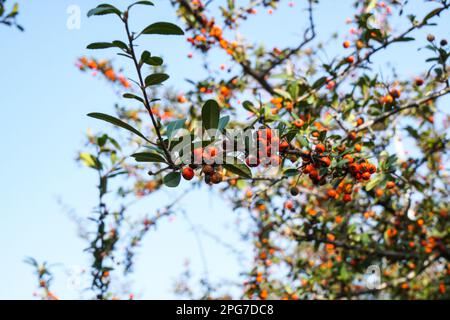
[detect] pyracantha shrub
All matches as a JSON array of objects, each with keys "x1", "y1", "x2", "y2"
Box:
[{"x1": 30, "y1": 0, "x2": 450, "y2": 300}]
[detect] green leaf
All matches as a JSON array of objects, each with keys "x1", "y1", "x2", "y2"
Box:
[
  {"x1": 274, "y1": 88, "x2": 291, "y2": 100},
  {"x1": 202, "y1": 100, "x2": 220, "y2": 131},
  {"x1": 79, "y1": 153, "x2": 101, "y2": 169},
  {"x1": 87, "y1": 113, "x2": 151, "y2": 143},
  {"x1": 111, "y1": 40, "x2": 128, "y2": 50},
  {"x1": 283, "y1": 168, "x2": 300, "y2": 177},
  {"x1": 366, "y1": 174, "x2": 385, "y2": 191},
  {"x1": 396, "y1": 37, "x2": 415, "y2": 42},
  {"x1": 87, "y1": 42, "x2": 115, "y2": 50},
  {"x1": 298, "y1": 136, "x2": 309, "y2": 148},
  {"x1": 164, "y1": 172, "x2": 181, "y2": 188},
  {"x1": 131, "y1": 152, "x2": 166, "y2": 163},
  {"x1": 312, "y1": 76, "x2": 328, "y2": 89},
  {"x1": 223, "y1": 158, "x2": 252, "y2": 179},
  {"x1": 87, "y1": 4, "x2": 121, "y2": 18},
  {"x1": 87, "y1": 41, "x2": 127, "y2": 50},
  {"x1": 143, "y1": 55, "x2": 163, "y2": 66},
  {"x1": 285, "y1": 129, "x2": 300, "y2": 143},
  {"x1": 129, "y1": 1, "x2": 154, "y2": 9},
  {"x1": 243, "y1": 100, "x2": 258, "y2": 114},
  {"x1": 141, "y1": 51, "x2": 163, "y2": 65},
  {"x1": 123, "y1": 93, "x2": 144, "y2": 103},
  {"x1": 336, "y1": 159, "x2": 349, "y2": 168},
  {"x1": 424, "y1": 8, "x2": 442, "y2": 22},
  {"x1": 166, "y1": 118, "x2": 186, "y2": 142},
  {"x1": 218, "y1": 116, "x2": 230, "y2": 132},
  {"x1": 141, "y1": 22, "x2": 184, "y2": 35},
  {"x1": 338, "y1": 265, "x2": 350, "y2": 281},
  {"x1": 145, "y1": 73, "x2": 169, "y2": 87}
]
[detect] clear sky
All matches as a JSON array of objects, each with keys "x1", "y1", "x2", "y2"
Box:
[{"x1": 0, "y1": 0, "x2": 448, "y2": 299}]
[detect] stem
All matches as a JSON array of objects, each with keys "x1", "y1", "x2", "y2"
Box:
[{"x1": 123, "y1": 15, "x2": 175, "y2": 167}]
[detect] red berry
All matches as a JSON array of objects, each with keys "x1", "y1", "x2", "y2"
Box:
[
  {"x1": 182, "y1": 167, "x2": 195, "y2": 181},
  {"x1": 386, "y1": 181, "x2": 395, "y2": 189},
  {"x1": 320, "y1": 156, "x2": 331, "y2": 167},
  {"x1": 362, "y1": 172, "x2": 371, "y2": 180},
  {"x1": 293, "y1": 119, "x2": 305, "y2": 128},
  {"x1": 327, "y1": 189, "x2": 337, "y2": 199},
  {"x1": 316, "y1": 144, "x2": 326, "y2": 153},
  {"x1": 279, "y1": 140, "x2": 290, "y2": 151}
]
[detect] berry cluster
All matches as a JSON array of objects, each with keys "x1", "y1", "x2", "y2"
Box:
[
  {"x1": 76, "y1": 57, "x2": 130, "y2": 88},
  {"x1": 182, "y1": 163, "x2": 224, "y2": 185},
  {"x1": 244, "y1": 128, "x2": 283, "y2": 168}
]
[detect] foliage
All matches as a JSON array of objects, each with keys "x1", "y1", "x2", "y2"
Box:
[
  {"x1": 0, "y1": 0, "x2": 23, "y2": 31},
  {"x1": 28, "y1": 0, "x2": 450, "y2": 300}
]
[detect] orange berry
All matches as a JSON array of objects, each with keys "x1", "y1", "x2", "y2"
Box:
[
  {"x1": 284, "y1": 200, "x2": 294, "y2": 211},
  {"x1": 390, "y1": 89, "x2": 401, "y2": 99},
  {"x1": 375, "y1": 188, "x2": 384, "y2": 197},
  {"x1": 177, "y1": 95, "x2": 187, "y2": 103},
  {"x1": 260, "y1": 289, "x2": 268, "y2": 300},
  {"x1": 304, "y1": 164, "x2": 314, "y2": 174},
  {"x1": 202, "y1": 165, "x2": 214, "y2": 175},
  {"x1": 348, "y1": 131, "x2": 357, "y2": 140},
  {"x1": 387, "y1": 228, "x2": 397, "y2": 238},
  {"x1": 355, "y1": 144, "x2": 362, "y2": 152},
  {"x1": 343, "y1": 154, "x2": 354, "y2": 164},
  {"x1": 344, "y1": 183, "x2": 353, "y2": 194},
  {"x1": 343, "y1": 194, "x2": 352, "y2": 202},
  {"x1": 182, "y1": 167, "x2": 195, "y2": 181},
  {"x1": 343, "y1": 40, "x2": 351, "y2": 49},
  {"x1": 210, "y1": 172, "x2": 223, "y2": 184},
  {"x1": 386, "y1": 181, "x2": 395, "y2": 189},
  {"x1": 315, "y1": 144, "x2": 326, "y2": 153},
  {"x1": 362, "y1": 172, "x2": 371, "y2": 180},
  {"x1": 356, "y1": 117, "x2": 364, "y2": 126},
  {"x1": 415, "y1": 77, "x2": 424, "y2": 86},
  {"x1": 327, "y1": 189, "x2": 337, "y2": 199},
  {"x1": 346, "y1": 56, "x2": 355, "y2": 63},
  {"x1": 381, "y1": 95, "x2": 394, "y2": 104},
  {"x1": 279, "y1": 140, "x2": 289, "y2": 151},
  {"x1": 309, "y1": 170, "x2": 320, "y2": 181},
  {"x1": 326, "y1": 80, "x2": 336, "y2": 90},
  {"x1": 293, "y1": 119, "x2": 305, "y2": 128},
  {"x1": 356, "y1": 40, "x2": 365, "y2": 49},
  {"x1": 320, "y1": 156, "x2": 331, "y2": 167}
]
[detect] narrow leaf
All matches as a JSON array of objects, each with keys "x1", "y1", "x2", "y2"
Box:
[
  {"x1": 131, "y1": 152, "x2": 166, "y2": 163},
  {"x1": 87, "y1": 113, "x2": 151, "y2": 143},
  {"x1": 141, "y1": 22, "x2": 184, "y2": 35},
  {"x1": 202, "y1": 100, "x2": 220, "y2": 131},
  {"x1": 223, "y1": 157, "x2": 252, "y2": 179},
  {"x1": 145, "y1": 73, "x2": 169, "y2": 87}
]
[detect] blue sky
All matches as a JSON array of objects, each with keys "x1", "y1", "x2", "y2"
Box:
[{"x1": 0, "y1": 0, "x2": 448, "y2": 299}]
